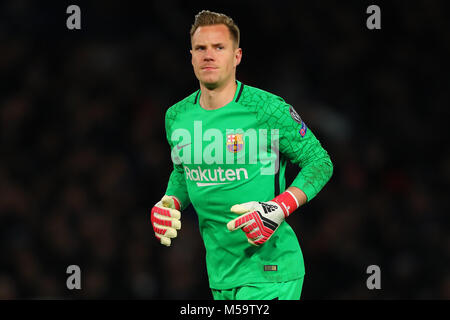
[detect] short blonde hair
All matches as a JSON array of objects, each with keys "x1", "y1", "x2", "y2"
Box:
[{"x1": 190, "y1": 10, "x2": 240, "y2": 47}]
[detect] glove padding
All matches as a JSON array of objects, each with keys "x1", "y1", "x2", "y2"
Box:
[
  {"x1": 227, "y1": 201, "x2": 286, "y2": 246},
  {"x1": 151, "y1": 195, "x2": 181, "y2": 246}
]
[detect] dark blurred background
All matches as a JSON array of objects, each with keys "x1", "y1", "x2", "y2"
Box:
[{"x1": 0, "y1": 0, "x2": 448, "y2": 299}]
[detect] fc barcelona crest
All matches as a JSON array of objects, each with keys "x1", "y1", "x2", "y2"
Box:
[{"x1": 226, "y1": 134, "x2": 244, "y2": 153}]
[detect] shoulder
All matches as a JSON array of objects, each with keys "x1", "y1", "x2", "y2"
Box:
[
  {"x1": 239, "y1": 83, "x2": 287, "y2": 106},
  {"x1": 165, "y1": 90, "x2": 200, "y2": 123},
  {"x1": 239, "y1": 83, "x2": 291, "y2": 122}
]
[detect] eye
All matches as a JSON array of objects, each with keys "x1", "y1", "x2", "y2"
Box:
[{"x1": 217, "y1": 46, "x2": 224, "y2": 50}]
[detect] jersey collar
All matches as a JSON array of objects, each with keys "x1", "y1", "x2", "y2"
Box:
[{"x1": 194, "y1": 80, "x2": 244, "y2": 105}]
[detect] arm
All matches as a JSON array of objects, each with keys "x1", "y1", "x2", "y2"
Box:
[
  {"x1": 164, "y1": 107, "x2": 191, "y2": 210},
  {"x1": 279, "y1": 105, "x2": 333, "y2": 205},
  {"x1": 150, "y1": 108, "x2": 191, "y2": 246},
  {"x1": 227, "y1": 103, "x2": 333, "y2": 245},
  {"x1": 165, "y1": 164, "x2": 191, "y2": 211}
]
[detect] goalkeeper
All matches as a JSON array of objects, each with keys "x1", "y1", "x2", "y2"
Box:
[{"x1": 150, "y1": 10, "x2": 333, "y2": 300}]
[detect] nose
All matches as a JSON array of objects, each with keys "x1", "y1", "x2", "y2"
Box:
[{"x1": 203, "y1": 48, "x2": 215, "y2": 61}]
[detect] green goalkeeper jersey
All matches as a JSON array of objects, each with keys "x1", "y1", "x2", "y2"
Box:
[{"x1": 164, "y1": 80, "x2": 333, "y2": 289}]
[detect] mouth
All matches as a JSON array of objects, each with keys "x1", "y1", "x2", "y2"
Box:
[{"x1": 201, "y1": 66, "x2": 217, "y2": 71}]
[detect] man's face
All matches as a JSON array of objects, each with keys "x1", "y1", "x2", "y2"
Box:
[{"x1": 191, "y1": 24, "x2": 242, "y2": 89}]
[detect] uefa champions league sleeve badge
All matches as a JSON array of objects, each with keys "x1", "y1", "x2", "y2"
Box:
[{"x1": 289, "y1": 105, "x2": 308, "y2": 137}]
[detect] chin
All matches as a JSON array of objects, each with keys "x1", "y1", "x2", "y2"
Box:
[{"x1": 201, "y1": 78, "x2": 221, "y2": 90}]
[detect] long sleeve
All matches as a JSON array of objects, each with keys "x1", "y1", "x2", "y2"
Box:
[
  {"x1": 164, "y1": 108, "x2": 191, "y2": 210},
  {"x1": 267, "y1": 102, "x2": 333, "y2": 202}
]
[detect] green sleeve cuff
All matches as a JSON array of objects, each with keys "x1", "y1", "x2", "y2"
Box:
[
  {"x1": 290, "y1": 158, "x2": 333, "y2": 202},
  {"x1": 165, "y1": 188, "x2": 190, "y2": 211},
  {"x1": 165, "y1": 167, "x2": 191, "y2": 210}
]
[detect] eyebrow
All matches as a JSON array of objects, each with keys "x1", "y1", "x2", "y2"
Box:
[{"x1": 194, "y1": 43, "x2": 225, "y2": 49}]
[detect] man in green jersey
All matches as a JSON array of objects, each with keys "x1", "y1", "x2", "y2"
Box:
[{"x1": 150, "y1": 10, "x2": 333, "y2": 300}]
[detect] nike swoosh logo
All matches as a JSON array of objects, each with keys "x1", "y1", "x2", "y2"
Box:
[
  {"x1": 197, "y1": 182, "x2": 230, "y2": 187},
  {"x1": 177, "y1": 143, "x2": 191, "y2": 150}
]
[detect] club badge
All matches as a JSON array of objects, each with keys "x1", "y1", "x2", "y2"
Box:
[{"x1": 226, "y1": 134, "x2": 244, "y2": 153}]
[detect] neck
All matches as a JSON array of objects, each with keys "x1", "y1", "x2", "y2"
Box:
[{"x1": 199, "y1": 79, "x2": 237, "y2": 110}]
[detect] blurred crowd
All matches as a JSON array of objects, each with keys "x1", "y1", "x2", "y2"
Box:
[{"x1": 0, "y1": 1, "x2": 448, "y2": 299}]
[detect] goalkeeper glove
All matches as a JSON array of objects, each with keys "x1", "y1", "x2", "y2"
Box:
[
  {"x1": 150, "y1": 195, "x2": 181, "y2": 246},
  {"x1": 227, "y1": 191, "x2": 299, "y2": 246}
]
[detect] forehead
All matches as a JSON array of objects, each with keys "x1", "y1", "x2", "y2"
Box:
[{"x1": 191, "y1": 24, "x2": 233, "y2": 45}]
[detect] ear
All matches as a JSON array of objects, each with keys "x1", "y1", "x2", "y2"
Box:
[
  {"x1": 234, "y1": 48, "x2": 242, "y2": 67},
  {"x1": 190, "y1": 49, "x2": 193, "y2": 65}
]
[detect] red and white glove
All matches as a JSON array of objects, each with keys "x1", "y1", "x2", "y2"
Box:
[
  {"x1": 227, "y1": 191, "x2": 299, "y2": 246},
  {"x1": 150, "y1": 195, "x2": 181, "y2": 246}
]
